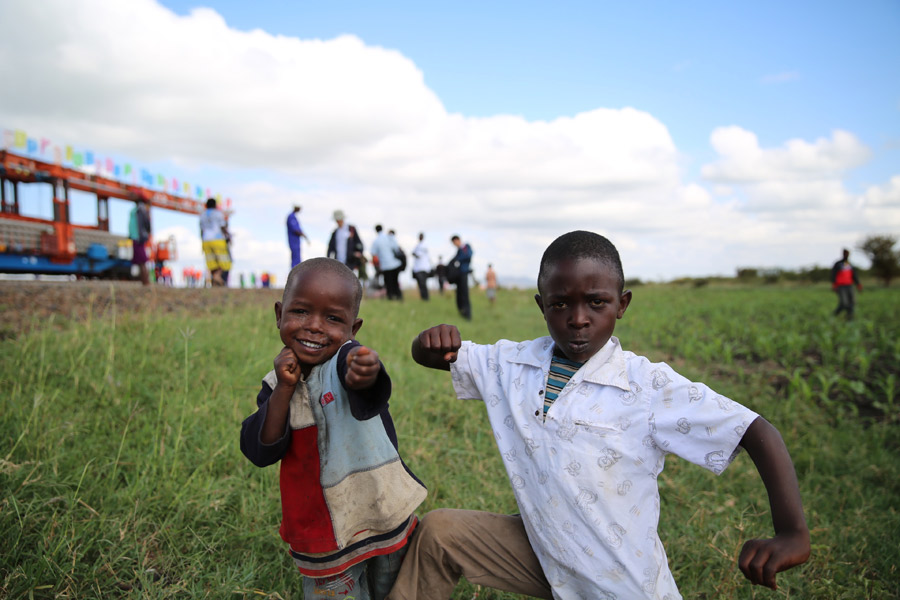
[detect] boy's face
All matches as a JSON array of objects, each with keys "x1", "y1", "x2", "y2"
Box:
[
  {"x1": 275, "y1": 269, "x2": 362, "y2": 373},
  {"x1": 535, "y1": 257, "x2": 631, "y2": 363}
]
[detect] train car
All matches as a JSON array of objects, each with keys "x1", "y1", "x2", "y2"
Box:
[{"x1": 0, "y1": 149, "x2": 203, "y2": 279}]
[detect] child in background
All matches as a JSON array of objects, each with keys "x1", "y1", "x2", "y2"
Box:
[
  {"x1": 240, "y1": 258, "x2": 426, "y2": 600},
  {"x1": 387, "y1": 231, "x2": 809, "y2": 600}
]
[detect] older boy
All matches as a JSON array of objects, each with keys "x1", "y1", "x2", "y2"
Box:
[
  {"x1": 240, "y1": 258, "x2": 426, "y2": 600},
  {"x1": 388, "y1": 231, "x2": 809, "y2": 599}
]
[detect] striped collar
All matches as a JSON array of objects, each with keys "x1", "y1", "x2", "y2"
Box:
[{"x1": 510, "y1": 336, "x2": 631, "y2": 392}]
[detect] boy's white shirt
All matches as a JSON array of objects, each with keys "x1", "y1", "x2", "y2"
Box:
[{"x1": 450, "y1": 336, "x2": 759, "y2": 600}]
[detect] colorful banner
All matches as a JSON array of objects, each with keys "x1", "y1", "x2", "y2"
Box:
[{"x1": 0, "y1": 126, "x2": 228, "y2": 207}]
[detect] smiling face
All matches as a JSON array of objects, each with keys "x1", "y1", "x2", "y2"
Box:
[
  {"x1": 275, "y1": 268, "x2": 363, "y2": 376},
  {"x1": 535, "y1": 257, "x2": 632, "y2": 363}
]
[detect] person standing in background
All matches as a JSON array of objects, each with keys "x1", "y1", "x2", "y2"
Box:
[
  {"x1": 371, "y1": 224, "x2": 403, "y2": 300},
  {"x1": 129, "y1": 197, "x2": 151, "y2": 286},
  {"x1": 200, "y1": 198, "x2": 231, "y2": 286},
  {"x1": 327, "y1": 210, "x2": 365, "y2": 274},
  {"x1": 435, "y1": 256, "x2": 447, "y2": 295},
  {"x1": 412, "y1": 233, "x2": 431, "y2": 301},
  {"x1": 286, "y1": 205, "x2": 309, "y2": 268},
  {"x1": 485, "y1": 263, "x2": 498, "y2": 306},
  {"x1": 450, "y1": 235, "x2": 473, "y2": 320}
]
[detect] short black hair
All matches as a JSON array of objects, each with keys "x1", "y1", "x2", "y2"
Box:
[
  {"x1": 537, "y1": 231, "x2": 625, "y2": 293},
  {"x1": 206, "y1": 198, "x2": 217, "y2": 209},
  {"x1": 283, "y1": 258, "x2": 363, "y2": 316}
]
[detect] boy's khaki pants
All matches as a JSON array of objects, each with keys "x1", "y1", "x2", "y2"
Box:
[{"x1": 386, "y1": 509, "x2": 553, "y2": 600}]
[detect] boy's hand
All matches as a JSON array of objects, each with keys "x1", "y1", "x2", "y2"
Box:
[
  {"x1": 738, "y1": 530, "x2": 811, "y2": 590},
  {"x1": 345, "y1": 346, "x2": 381, "y2": 390},
  {"x1": 274, "y1": 346, "x2": 302, "y2": 388},
  {"x1": 412, "y1": 324, "x2": 461, "y2": 370}
]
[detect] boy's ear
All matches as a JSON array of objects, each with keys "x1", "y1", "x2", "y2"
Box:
[
  {"x1": 274, "y1": 301, "x2": 283, "y2": 328},
  {"x1": 351, "y1": 317, "x2": 363, "y2": 338},
  {"x1": 534, "y1": 293, "x2": 546, "y2": 315},
  {"x1": 617, "y1": 290, "x2": 633, "y2": 319}
]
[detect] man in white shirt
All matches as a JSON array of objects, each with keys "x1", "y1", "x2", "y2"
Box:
[{"x1": 411, "y1": 233, "x2": 431, "y2": 300}]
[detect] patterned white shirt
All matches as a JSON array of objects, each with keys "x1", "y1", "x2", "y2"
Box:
[{"x1": 450, "y1": 336, "x2": 759, "y2": 600}]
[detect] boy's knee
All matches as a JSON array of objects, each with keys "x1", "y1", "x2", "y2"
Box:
[
  {"x1": 418, "y1": 509, "x2": 457, "y2": 539},
  {"x1": 417, "y1": 509, "x2": 471, "y2": 551}
]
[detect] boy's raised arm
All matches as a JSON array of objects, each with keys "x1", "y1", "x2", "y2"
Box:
[
  {"x1": 345, "y1": 346, "x2": 382, "y2": 390},
  {"x1": 260, "y1": 346, "x2": 301, "y2": 444},
  {"x1": 737, "y1": 416, "x2": 811, "y2": 590},
  {"x1": 411, "y1": 324, "x2": 462, "y2": 371}
]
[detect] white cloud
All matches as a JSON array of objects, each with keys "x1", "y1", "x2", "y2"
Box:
[
  {"x1": 701, "y1": 127, "x2": 871, "y2": 182},
  {"x1": 860, "y1": 176, "x2": 900, "y2": 229},
  {"x1": 1, "y1": 0, "x2": 897, "y2": 284}
]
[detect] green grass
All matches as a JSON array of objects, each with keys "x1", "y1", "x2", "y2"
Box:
[{"x1": 2, "y1": 283, "x2": 899, "y2": 599}]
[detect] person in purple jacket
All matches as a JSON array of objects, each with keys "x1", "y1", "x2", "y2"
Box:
[{"x1": 286, "y1": 205, "x2": 309, "y2": 268}]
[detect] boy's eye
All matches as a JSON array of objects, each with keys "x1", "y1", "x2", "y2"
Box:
[
  {"x1": 550, "y1": 302, "x2": 567, "y2": 309},
  {"x1": 590, "y1": 299, "x2": 607, "y2": 307}
]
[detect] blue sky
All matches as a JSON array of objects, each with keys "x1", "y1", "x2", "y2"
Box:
[{"x1": 1, "y1": 0, "x2": 898, "y2": 286}]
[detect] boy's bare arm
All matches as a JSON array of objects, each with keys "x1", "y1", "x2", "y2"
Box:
[
  {"x1": 261, "y1": 346, "x2": 301, "y2": 444},
  {"x1": 737, "y1": 416, "x2": 811, "y2": 590},
  {"x1": 411, "y1": 325, "x2": 462, "y2": 371},
  {"x1": 345, "y1": 346, "x2": 382, "y2": 390}
]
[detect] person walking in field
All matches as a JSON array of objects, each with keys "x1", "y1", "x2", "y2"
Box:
[
  {"x1": 831, "y1": 248, "x2": 862, "y2": 319},
  {"x1": 286, "y1": 205, "x2": 309, "y2": 268},
  {"x1": 388, "y1": 230, "x2": 810, "y2": 600},
  {"x1": 240, "y1": 258, "x2": 426, "y2": 600}
]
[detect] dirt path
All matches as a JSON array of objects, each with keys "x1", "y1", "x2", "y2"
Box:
[{"x1": 0, "y1": 281, "x2": 280, "y2": 340}]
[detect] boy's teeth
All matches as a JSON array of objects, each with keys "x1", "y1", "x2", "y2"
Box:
[{"x1": 301, "y1": 341, "x2": 324, "y2": 349}]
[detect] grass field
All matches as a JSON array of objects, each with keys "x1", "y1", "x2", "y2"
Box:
[{"x1": 2, "y1": 282, "x2": 898, "y2": 599}]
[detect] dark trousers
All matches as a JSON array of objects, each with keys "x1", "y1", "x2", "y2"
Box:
[
  {"x1": 384, "y1": 268, "x2": 403, "y2": 300},
  {"x1": 455, "y1": 273, "x2": 471, "y2": 319},
  {"x1": 834, "y1": 285, "x2": 855, "y2": 318},
  {"x1": 413, "y1": 271, "x2": 430, "y2": 300}
]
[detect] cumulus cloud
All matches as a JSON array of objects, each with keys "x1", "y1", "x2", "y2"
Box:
[
  {"x1": 701, "y1": 127, "x2": 871, "y2": 182},
  {"x1": 1, "y1": 0, "x2": 897, "y2": 283}
]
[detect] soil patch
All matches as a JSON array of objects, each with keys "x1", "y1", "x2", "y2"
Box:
[{"x1": 0, "y1": 281, "x2": 281, "y2": 340}]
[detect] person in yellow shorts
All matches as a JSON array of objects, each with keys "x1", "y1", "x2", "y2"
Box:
[{"x1": 200, "y1": 198, "x2": 231, "y2": 286}]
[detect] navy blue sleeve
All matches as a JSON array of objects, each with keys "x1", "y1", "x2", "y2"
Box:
[
  {"x1": 240, "y1": 343, "x2": 392, "y2": 467},
  {"x1": 239, "y1": 381, "x2": 291, "y2": 468}
]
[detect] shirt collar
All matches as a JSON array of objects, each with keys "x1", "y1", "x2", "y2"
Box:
[{"x1": 511, "y1": 336, "x2": 631, "y2": 392}]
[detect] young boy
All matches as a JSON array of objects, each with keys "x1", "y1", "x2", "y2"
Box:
[
  {"x1": 387, "y1": 231, "x2": 810, "y2": 600},
  {"x1": 240, "y1": 258, "x2": 426, "y2": 600}
]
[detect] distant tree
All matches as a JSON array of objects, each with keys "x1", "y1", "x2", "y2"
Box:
[
  {"x1": 859, "y1": 234, "x2": 900, "y2": 287},
  {"x1": 736, "y1": 268, "x2": 759, "y2": 281}
]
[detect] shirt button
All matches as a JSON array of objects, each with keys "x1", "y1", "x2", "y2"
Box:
[
  {"x1": 534, "y1": 410, "x2": 540, "y2": 416},
  {"x1": 538, "y1": 390, "x2": 544, "y2": 395}
]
